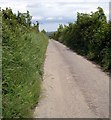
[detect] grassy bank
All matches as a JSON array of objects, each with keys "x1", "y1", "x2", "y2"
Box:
[{"x1": 2, "y1": 8, "x2": 48, "y2": 118}]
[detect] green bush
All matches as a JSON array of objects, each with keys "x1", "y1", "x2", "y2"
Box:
[
  {"x1": 2, "y1": 8, "x2": 48, "y2": 118},
  {"x1": 52, "y1": 7, "x2": 111, "y2": 71}
]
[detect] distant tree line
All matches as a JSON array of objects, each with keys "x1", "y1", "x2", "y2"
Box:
[{"x1": 52, "y1": 7, "x2": 111, "y2": 71}]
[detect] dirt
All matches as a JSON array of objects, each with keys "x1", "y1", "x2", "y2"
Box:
[{"x1": 33, "y1": 39, "x2": 109, "y2": 118}]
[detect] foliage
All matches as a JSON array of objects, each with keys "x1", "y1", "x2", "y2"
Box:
[
  {"x1": 41, "y1": 29, "x2": 46, "y2": 34},
  {"x1": 52, "y1": 7, "x2": 111, "y2": 71},
  {"x1": 2, "y1": 8, "x2": 48, "y2": 118}
]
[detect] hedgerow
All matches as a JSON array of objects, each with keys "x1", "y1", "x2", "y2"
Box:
[
  {"x1": 2, "y1": 8, "x2": 48, "y2": 118},
  {"x1": 52, "y1": 7, "x2": 111, "y2": 71}
]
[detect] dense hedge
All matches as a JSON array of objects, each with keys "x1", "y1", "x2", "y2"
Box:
[
  {"x1": 52, "y1": 7, "x2": 111, "y2": 71},
  {"x1": 2, "y1": 8, "x2": 48, "y2": 118}
]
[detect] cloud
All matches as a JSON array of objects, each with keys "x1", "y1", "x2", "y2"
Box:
[
  {"x1": 32, "y1": 16, "x2": 43, "y2": 20},
  {"x1": 46, "y1": 17, "x2": 54, "y2": 20},
  {"x1": 26, "y1": 1, "x2": 109, "y2": 18},
  {"x1": 58, "y1": 17, "x2": 63, "y2": 20},
  {"x1": 32, "y1": 17, "x2": 74, "y2": 24},
  {"x1": 0, "y1": 0, "x2": 27, "y2": 13},
  {"x1": 0, "y1": 0, "x2": 110, "y2": 31}
]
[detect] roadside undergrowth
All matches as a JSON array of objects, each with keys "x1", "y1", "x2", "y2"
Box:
[{"x1": 2, "y1": 8, "x2": 48, "y2": 118}]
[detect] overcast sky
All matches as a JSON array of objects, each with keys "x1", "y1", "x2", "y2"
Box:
[{"x1": 0, "y1": 0, "x2": 110, "y2": 31}]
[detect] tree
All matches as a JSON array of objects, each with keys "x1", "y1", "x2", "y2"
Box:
[
  {"x1": 51, "y1": 7, "x2": 110, "y2": 71},
  {"x1": 26, "y1": 10, "x2": 32, "y2": 27},
  {"x1": 36, "y1": 21, "x2": 39, "y2": 32},
  {"x1": 41, "y1": 29, "x2": 46, "y2": 34}
]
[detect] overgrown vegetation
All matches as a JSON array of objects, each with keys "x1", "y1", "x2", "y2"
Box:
[
  {"x1": 2, "y1": 8, "x2": 48, "y2": 118},
  {"x1": 52, "y1": 7, "x2": 111, "y2": 71}
]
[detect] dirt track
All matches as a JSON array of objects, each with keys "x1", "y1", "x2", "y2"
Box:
[{"x1": 33, "y1": 39, "x2": 109, "y2": 118}]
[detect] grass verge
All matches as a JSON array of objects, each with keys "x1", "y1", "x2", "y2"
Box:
[{"x1": 2, "y1": 30, "x2": 48, "y2": 118}]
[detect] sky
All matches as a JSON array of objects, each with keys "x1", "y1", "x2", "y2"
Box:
[{"x1": 0, "y1": 0, "x2": 110, "y2": 32}]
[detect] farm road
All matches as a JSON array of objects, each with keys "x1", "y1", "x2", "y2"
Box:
[{"x1": 33, "y1": 39, "x2": 109, "y2": 118}]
